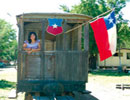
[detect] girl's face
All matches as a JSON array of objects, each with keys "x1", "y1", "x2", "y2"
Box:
[{"x1": 30, "y1": 34, "x2": 35, "y2": 40}]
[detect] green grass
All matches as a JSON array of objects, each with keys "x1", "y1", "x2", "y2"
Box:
[
  {"x1": 89, "y1": 70, "x2": 130, "y2": 76},
  {"x1": 0, "y1": 68, "x2": 18, "y2": 100},
  {"x1": 0, "y1": 79, "x2": 16, "y2": 89}
]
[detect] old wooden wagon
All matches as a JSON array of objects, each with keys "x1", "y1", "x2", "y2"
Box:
[{"x1": 16, "y1": 13, "x2": 92, "y2": 100}]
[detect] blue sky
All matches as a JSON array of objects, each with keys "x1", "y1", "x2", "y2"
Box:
[{"x1": 0, "y1": 0, "x2": 129, "y2": 30}]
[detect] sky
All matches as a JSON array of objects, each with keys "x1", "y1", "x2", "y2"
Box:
[
  {"x1": 0, "y1": 0, "x2": 129, "y2": 31},
  {"x1": 0, "y1": 0, "x2": 80, "y2": 29}
]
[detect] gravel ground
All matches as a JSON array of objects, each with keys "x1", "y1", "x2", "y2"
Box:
[
  {"x1": 1, "y1": 68, "x2": 130, "y2": 100},
  {"x1": 86, "y1": 77, "x2": 130, "y2": 100}
]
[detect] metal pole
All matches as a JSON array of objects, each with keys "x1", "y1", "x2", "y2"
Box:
[{"x1": 118, "y1": 38, "x2": 122, "y2": 73}]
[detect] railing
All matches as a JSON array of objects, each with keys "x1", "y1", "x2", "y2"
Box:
[{"x1": 19, "y1": 51, "x2": 88, "y2": 81}]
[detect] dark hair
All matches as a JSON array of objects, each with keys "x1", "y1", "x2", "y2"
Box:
[{"x1": 28, "y1": 32, "x2": 37, "y2": 43}]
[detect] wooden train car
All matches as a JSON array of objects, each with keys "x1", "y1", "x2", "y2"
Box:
[{"x1": 16, "y1": 13, "x2": 92, "y2": 99}]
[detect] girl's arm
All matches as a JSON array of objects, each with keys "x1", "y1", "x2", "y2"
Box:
[
  {"x1": 31, "y1": 42, "x2": 41, "y2": 52},
  {"x1": 23, "y1": 43, "x2": 31, "y2": 51}
]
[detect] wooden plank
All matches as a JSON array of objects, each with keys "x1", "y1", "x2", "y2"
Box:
[
  {"x1": 44, "y1": 52, "x2": 55, "y2": 80},
  {"x1": 17, "y1": 19, "x2": 24, "y2": 82},
  {"x1": 66, "y1": 52, "x2": 72, "y2": 80},
  {"x1": 56, "y1": 21, "x2": 72, "y2": 51},
  {"x1": 23, "y1": 18, "x2": 43, "y2": 22},
  {"x1": 55, "y1": 52, "x2": 59, "y2": 80},
  {"x1": 76, "y1": 52, "x2": 81, "y2": 81},
  {"x1": 17, "y1": 23, "x2": 21, "y2": 82},
  {"x1": 18, "y1": 51, "x2": 88, "y2": 81},
  {"x1": 81, "y1": 52, "x2": 86, "y2": 81},
  {"x1": 22, "y1": 52, "x2": 26, "y2": 79},
  {"x1": 41, "y1": 20, "x2": 46, "y2": 51},
  {"x1": 71, "y1": 52, "x2": 77, "y2": 81},
  {"x1": 86, "y1": 51, "x2": 89, "y2": 82},
  {"x1": 65, "y1": 24, "x2": 73, "y2": 50},
  {"x1": 63, "y1": 22, "x2": 67, "y2": 50},
  {"x1": 84, "y1": 23, "x2": 89, "y2": 51},
  {"x1": 71, "y1": 24, "x2": 79, "y2": 50},
  {"x1": 21, "y1": 18, "x2": 24, "y2": 51},
  {"x1": 79, "y1": 52, "x2": 83, "y2": 81},
  {"x1": 55, "y1": 52, "x2": 62, "y2": 80},
  {"x1": 17, "y1": 13, "x2": 92, "y2": 21},
  {"x1": 61, "y1": 52, "x2": 66, "y2": 80},
  {"x1": 63, "y1": 21, "x2": 72, "y2": 51},
  {"x1": 54, "y1": 51, "x2": 88, "y2": 81},
  {"x1": 26, "y1": 55, "x2": 41, "y2": 79},
  {"x1": 24, "y1": 22, "x2": 42, "y2": 30},
  {"x1": 61, "y1": 52, "x2": 65, "y2": 80},
  {"x1": 17, "y1": 52, "x2": 21, "y2": 81},
  {"x1": 55, "y1": 51, "x2": 67, "y2": 80},
  {"x1": 56, "y1": 34, "x2": 64, "y2": 50},
  {"x1": 77, "y1": 25, "x2": 82, "y2": 51},
  {"x1": 23, "y1": 18, "x2": 89, "y2": 24},
  {"x1": 41, "y1": 20, "x2": 46, "y2": 79}
]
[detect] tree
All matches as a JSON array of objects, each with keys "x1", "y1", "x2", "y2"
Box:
[
  {"x1": 0, "y1": 19, "x2": 17, "y2": 62},
  {"x1": 60, "y1": 0, "x2": 130, "y2": 69}
]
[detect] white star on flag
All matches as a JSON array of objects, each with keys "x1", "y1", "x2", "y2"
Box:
[
  {"x1": 109, "y1": 17, "x2": 114, "y2": 24},
  {"x1": 52, "y1": 24, "x2": 58, "y2": 29}
]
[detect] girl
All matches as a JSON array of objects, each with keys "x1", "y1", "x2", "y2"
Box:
[{"x1": 23, "y1": 32, "x2": 41, "y2": 54}]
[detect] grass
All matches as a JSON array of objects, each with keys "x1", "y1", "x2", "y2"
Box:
[
  {"x1": 0, "y1": 68, "x2": 130, "y2": 100},
  {"x1": 0, "y1": 68, "x2": 17, "y2": 100},
  {"x1": 89, "y1": 70, "x2": 130, "y2": 76},
  {"x1": 0, "y1": 79, "x2": 16, "y2": 89}
]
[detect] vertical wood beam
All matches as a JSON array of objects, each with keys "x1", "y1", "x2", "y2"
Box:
[
  {"x1": 84, "y1": 23, "x2": 89, "y2": 51},
  {"x1": 77, "y1": 25, "x2": 82, "y2": 51},
  {"x1": 41, "y1": 20, "x2": 46, "y2": 51},
  {"x1": 20, "y1": 18, "x2": 24, "y2": 51},
  {"x1": 63, "y1": 21, "x2": 68, "y2": 50},
  {"x1": 41, "y1": 20, "x2": 46, "y2": 79},
  {"x1": 17, "y1": 23, "x2": 21, "y2": 82},
  {"x1": 84, "y1": 23, "x2": 89, "y2": 82},
  {"x1": 19, "y1": 18, "x2": 26, "y2": 80}
]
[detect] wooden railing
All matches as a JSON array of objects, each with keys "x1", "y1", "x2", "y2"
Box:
[{"x1": 18, "y1": 51, "x2": 88, "y2": 82}]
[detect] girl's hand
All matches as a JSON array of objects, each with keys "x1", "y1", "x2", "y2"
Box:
[
  {"x1": 31, "y1": 49, "x2": 36, "y2": 52},
  {"x1": 27, "y1": 48, "x2": 31, "y2": 51},
  {"x1": 27, "y1": 50, "x2": 32, "y2": 54}
]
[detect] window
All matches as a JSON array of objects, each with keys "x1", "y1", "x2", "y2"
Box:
[
  {"x1": 113, "y1": 53, "x2": 123, "y2": 57},
  {"x1": 127, "y1": 53, "x2": 130, "y2": 59}
]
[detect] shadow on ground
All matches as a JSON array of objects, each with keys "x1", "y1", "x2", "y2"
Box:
[
  {"x1": 74, "y1": 92, "x2": 99, "y2": 100},
  {"x1": 0, "y1": 80, "x2": 16, "y2": 89}
]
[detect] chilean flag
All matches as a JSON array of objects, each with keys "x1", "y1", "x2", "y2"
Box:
[
  {"x1": 47, "y1": 18, "x2": 63, "y2": 36},
  {"x1": 90, "y1": 11, "x2": 117, "y2": 61}
]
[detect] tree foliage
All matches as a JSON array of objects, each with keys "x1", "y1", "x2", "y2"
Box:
[
  {"x1": 60, "y1": 0, "x2": 130, "y2": 68},
  {"x1": 61, "y1": 0, "x2": 130, "y2": 51},
  {"x1": 0, "y1": 19, "x2": 17, "y2": 61}
]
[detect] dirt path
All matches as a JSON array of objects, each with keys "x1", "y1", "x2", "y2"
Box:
[
  {"x1": 1, "y1": 68, "x2": 130, "y2": 100},
  {"x1": 86, "y1": 78, "x2": 130, "y2": 100}
]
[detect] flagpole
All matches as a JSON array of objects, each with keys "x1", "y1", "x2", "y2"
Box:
[{"x1": 64, "y1": 8, "x2": 115, "y2": 34}]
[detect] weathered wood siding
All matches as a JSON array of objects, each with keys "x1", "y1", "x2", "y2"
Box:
[
  {"x1": 44, "y1": 52, "x2": 56, "y2": 80},
  {"x1": 25, "y1": 54, "x2": 41, "y2": 79},
  {"x1": 55, "y1": 51, "x2": 88, "y2": 81},
  {"x1": 19, "y1": 51, "x2": 88, "y2": 81},
  {"x1": 17, "y1": 13, "x2": 91, "y2": 92}
]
